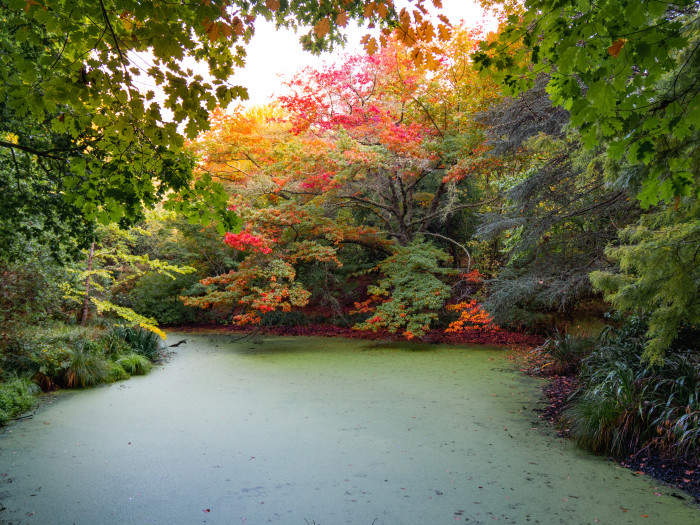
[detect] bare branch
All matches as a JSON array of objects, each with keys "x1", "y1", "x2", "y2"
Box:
[{"x1": 423, "y1": 232, "x2": 472, "y2": 271}]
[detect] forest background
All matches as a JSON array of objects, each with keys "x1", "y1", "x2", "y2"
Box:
[{"x1": 0, "y1": 0, "x2": 698, "y2": 496}]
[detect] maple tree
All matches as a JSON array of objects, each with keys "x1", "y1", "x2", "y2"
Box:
[
  {"x1": 446, "y1": 300, "x2": 498, "y2": 332},
  {"x1": 63, "y1": 222, "x2": 194, "y2": 337},
  {"x1": 445, "y1": 269, "x2": 499, "y2": 333},
  {"x1": 276, "y1": 30, "x2": 501, "y2": 248},
  {"x1": 353, "y1": 241, "x2": 454, "y2": 338},
  {"x1": 181, "y1": 199, "x2": 389, "y2": 325},
  {"x1": 184, "y1": 29, "x2": 503, "y2": 337}
]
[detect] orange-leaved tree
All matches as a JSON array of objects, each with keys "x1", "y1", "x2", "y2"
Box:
[{"x1": 185, "y1": 29, "x2": 505, "y2": 336}]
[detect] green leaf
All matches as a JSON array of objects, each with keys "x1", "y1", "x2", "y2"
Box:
[
  {"x1": 606, "y1": 138, "x2": 628, "y2": 161},
  {"x1": 627, "y1": 140, "x2": 655, "y2": 165}
]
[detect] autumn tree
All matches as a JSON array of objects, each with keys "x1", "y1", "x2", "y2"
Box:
[
  {"x1": 181, "y1": 198, "x2": 391, "y2": 325},
  {"x1": 277, "y1": 31, "x2": 500, "y2": 253},
  {"x1": 185, "y1": 29, "x2": 504, "y2": 338}
]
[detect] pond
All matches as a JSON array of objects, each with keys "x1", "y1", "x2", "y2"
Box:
[{"x1": 1, "y1": 333, "x2": 698, "y2": 524}]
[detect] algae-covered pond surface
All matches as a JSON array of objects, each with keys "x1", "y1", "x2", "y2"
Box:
[{"x1": 1, "y1": 334, "x2": 698, "y2": 524}]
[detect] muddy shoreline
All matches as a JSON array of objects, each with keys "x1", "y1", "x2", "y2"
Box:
[{"x1": 165, "y1": 322, "x2": 544, "y2": 347}]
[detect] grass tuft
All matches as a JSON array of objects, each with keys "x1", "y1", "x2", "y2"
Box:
[{"x1": 116, "y1": 353, "x2": 151, "y2": 376}]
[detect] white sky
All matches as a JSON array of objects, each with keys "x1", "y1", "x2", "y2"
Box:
[
  {"x1": 235, "y1": 0, "x2": 494, "y2": 107},
  {"x1": 129, "y1": 1, "x2": 495, "y2": 123}
]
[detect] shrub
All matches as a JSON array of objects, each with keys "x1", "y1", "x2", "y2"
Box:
[
  {"x1": 31, "y1": 340, "x2": 72, "y2": 379},
  {"x1": 0, "y1": 244, "x2": 73, "y2": 347},
  {"x1": 0, "y1": 377, "x2": 40, "y2": 425},
  {"x1": 116, "y1": 353, "x2": 151, "y2": 376}
]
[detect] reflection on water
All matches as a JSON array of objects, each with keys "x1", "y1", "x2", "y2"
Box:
[{"x1": 1, "y1": 333, "x2": 697, "y2": 524}]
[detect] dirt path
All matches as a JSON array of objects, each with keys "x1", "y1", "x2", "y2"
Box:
[{"x1": 1, "y1": 334, "x2": 698, "y2": 524}]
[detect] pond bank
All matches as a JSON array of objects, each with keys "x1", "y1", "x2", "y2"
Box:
[
  {"x1": 1, "y1": 334, "x2": 698, "y2": 524},
  {"x1": 167, "y1": 322, "x2": 544, "y2": 347},
  {"x1": 536, "y1": 372, "x2": 700, "y2": 503}
]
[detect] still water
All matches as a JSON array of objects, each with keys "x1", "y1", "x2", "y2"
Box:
[{"x1": 1, "y1": 333, "x2": 698, "y2": 524}]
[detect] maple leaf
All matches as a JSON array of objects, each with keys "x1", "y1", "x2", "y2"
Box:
[
  {"x1": 608, "y1": 38, "x2": 627, "y2": 58},
  {"x1": 265, "y1": 0, "x2": 280, "y2": 11}
]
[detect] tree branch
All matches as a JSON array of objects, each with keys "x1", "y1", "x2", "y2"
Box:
[
  {"x1": 0, "y1": 140, "x2": 64, "y2": 161},
  {"x1": 422, "y1": 232, "x2": 472, "y2": 271}
]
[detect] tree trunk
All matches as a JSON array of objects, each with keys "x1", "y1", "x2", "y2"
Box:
[{"x1": 80, "y1": 241, "x2": 95, "y2": 327}]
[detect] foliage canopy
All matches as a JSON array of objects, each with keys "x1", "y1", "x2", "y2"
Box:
[
  {"x1": 474, "y1": 0, "x2": 700, "y2": 207},
  {"x1": 0, "y1": 0, "x2": 451, "y2": 248}
]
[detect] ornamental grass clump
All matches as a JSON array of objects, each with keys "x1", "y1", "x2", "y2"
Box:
[
  {"x1": 533, "y1": 332, "x2": 595, "y2": 376},
  {"x1": 107, "y1": 361, "x2": 130, "y2": 382},
  {"x1": 63, "y1": 342, "x2": 111, "y2": 388},
  {"x1": 645, "y1": 351, "x2": 700, "y2": 457},
  {"x1": 565, "y1": 315, "x2": 700, "y2": 460},
  {"x1": 110, "y1": 325, "x2": 164, "y2": 361},
  {"x1": 98, "y1": 330, "x2": 132, "y2": 359},
  {"x1": 116, "y1": 353, "x2": 151, "y2": 376}
]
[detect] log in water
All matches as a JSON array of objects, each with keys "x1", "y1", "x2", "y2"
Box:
[{"x1": 1, "y1": 334, "x2": 698, "y2": 524}]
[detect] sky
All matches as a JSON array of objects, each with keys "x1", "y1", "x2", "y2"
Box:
[{"x1": 234, "y1": 0, "x2": 494, "y2": 107}]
